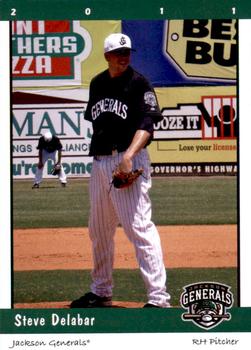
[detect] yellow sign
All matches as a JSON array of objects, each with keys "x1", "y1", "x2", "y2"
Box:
[
  {"x1": 81, "y1": 20, "x2": 121, "y2": 88},
  {"x1": 165, "y1": 20, "x2": 237, "y2": 80},
  {"x1": 149, "y1": 139, "x2": 237, "y2": 163},
  {"x1": 149, "y1": 85, "x2": 237, "y2": 165}
]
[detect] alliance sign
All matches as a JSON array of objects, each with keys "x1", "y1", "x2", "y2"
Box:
[
  {"x1": 12, "y1": 102, "x2": 91, "y2": 156},
  {"x1": 12, "y1": 99, "x2": 93, "y2": 178}
]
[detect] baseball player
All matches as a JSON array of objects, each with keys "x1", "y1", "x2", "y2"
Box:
[
  {"x1": 71, "y1": 33, "x2": 171, "y2": 308},
  {"x1": 32, "y1": 131, "x2": 67, "y2": 188}
]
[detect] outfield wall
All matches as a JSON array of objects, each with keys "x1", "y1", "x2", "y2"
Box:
[{"x1": 12, "y1": 20, "x2": 237, "y2": 178}]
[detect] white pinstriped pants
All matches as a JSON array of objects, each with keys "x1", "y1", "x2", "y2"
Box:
[{"x1": 88, "y1": 149, "x2": 171, "y2": 307}]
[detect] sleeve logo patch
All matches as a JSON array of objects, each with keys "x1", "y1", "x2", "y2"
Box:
[{"x1": 144, "y1": 91, "x2": 157, "y2": 110}]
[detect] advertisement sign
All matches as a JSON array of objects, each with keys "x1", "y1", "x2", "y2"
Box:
[
  {"x1": 122, "y1": 19, "x2": 237, "y2": 86},
  {"x1": 165, "y1": 20, "x2": 237, "y2": 80},
  {"x1": 12, "y1": 20, "x2": 237, "y2": 178},
  {"x1": 148, "y1": 85, "x2": 237, "y2": 175},
  {"x1": 12, "y1": 20, "x2": 92, "y2": 86},
  {"x1": 12, "y1": 92, "x2": 92, "y2": 178},
  {"x1": 12, "y1": 20, "x2": 121, "y2": 88}
]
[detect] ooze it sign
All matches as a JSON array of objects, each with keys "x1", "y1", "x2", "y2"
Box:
[{"x1": 12, "y1": 21, "x2": 92, "y2": 86}]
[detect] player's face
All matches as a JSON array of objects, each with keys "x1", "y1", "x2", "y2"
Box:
[{"x1": 105, "y1": 49, "x2": 131, "y2": 77}]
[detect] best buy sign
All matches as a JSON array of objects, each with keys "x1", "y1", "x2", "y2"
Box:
[{"x1": 165, "y1": 20, "x2": 237, "y2": 80}]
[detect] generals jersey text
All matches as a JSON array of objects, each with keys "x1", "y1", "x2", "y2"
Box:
[
  {"x1": 85, "y1": 66, "x2": 163, "y2": 156},
  {"x1": 91, "y1": 98, "x2": 128, "y2": 120}
]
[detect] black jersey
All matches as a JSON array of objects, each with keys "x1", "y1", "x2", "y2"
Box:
[
  {"x1": 37, "y1": 135, "x2": 63, "y2": 153},
  {"x1": 85, "y1": 66, "x2": 163, "y2": 156}
]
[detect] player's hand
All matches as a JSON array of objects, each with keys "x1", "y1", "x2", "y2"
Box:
[{"x1": 118, "y1": 154, "x2": 133, "y2": 173}]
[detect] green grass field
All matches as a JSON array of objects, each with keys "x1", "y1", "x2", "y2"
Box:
[
  {"x1": 14, "y1": 268, "x2": 238, "y2": 306},
  {"x1": 13, "y1": 176, "x2": 237, "y2": 228},
  {"x1": 13, "y1": 176, "x2": 238, "y2": 306}
]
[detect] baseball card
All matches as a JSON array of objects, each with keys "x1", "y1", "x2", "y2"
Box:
[{"x1": 0, "y1": 0, "x2": 251, "y2": 349}]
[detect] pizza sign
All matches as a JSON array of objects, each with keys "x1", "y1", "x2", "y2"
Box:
[{"x1": 12, "y1": 20, "x2": 92, "y2": 86}]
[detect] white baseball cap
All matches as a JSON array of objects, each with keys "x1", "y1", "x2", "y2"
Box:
[
  {"x1": 43, "y1": 131, "x2": 52, "y2": 142},
  {"x1": 104, "y1": 33, "x2": 134, "y2": 53}
]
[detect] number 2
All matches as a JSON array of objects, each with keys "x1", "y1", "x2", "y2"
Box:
[{"x1": 11, "y1": 8, "x2": 17, "y2": 16}]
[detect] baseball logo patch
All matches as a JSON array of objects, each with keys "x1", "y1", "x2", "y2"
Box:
[
  {"x1": 144, "y1": 91, "x2": 157, "y2": 110},
  {"x1": 180, "y1": 282, "x2": 234, "y2": 330}
]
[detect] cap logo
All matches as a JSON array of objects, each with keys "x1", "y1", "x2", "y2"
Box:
[{"x1": 119, "y1": 36, "x2": 127, "y2": 46}]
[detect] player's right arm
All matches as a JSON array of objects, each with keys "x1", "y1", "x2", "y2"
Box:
[{"x1": 119, "y1": 130, "x2": 151, "y2": 173}]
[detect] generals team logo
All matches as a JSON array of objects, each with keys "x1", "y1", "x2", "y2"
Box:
[{"x1": 180, "y1": 282, "x2": 234, "y2": 330}]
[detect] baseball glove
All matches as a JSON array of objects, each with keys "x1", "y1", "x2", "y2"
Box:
[
  {"x1": 51, "y1": 163, "x2": 61, "y2": 176},
  {"x1": 111, "y1": 167, "x2": 144, "y2": 189}
]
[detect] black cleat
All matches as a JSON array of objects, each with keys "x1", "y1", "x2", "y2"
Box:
[
  {"x1": 143, "y1": 303, "x2": 161, "y2": 308},
  {"x1": 32, "y1": 183, "x2": 39, "y2": 189},
  {"x1": 70, "y1": 292, "x2": 112, "y2": 308}
]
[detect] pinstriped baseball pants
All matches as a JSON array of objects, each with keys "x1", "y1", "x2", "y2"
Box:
[{"x1": 88, "y1": 149, "x2": 171, "y2": 307}]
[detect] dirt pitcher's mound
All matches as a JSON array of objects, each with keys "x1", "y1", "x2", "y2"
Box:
[{"x1": 14, "y1": 225, "x2": 237, "y2": 271}]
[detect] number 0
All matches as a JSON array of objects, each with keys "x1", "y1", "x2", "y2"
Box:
[
  {"x1": 11, "y1": 8, "x2": 16, "y2": 16},
  {"x1": 85, "y1": 8, "x2": 91, "y2": 15}
]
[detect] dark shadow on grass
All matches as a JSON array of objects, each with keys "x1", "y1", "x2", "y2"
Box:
[{"x1": 33, "y1": 186, "x2": 57, "y2": 189}]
